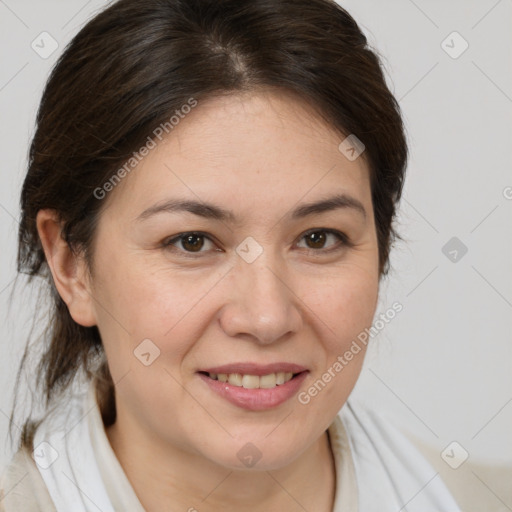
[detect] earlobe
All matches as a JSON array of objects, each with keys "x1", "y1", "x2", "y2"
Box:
[{"x1": 36, "y1": 209, "x2": 97, "y2": 327}]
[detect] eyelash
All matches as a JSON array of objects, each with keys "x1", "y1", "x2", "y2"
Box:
[{"x1": 162, "y1": 228, "x2": 352, "y2": 258}]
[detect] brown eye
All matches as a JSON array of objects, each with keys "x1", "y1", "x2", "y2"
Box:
[
  {"x1": 305, "y1": 231, "x2": 327, "y2": 249},
  {"x1": 181, "y1": 234, "x2": 205, "y2": 252},
  {"x1": 297, "y1": 229, "x2": 349, "y2": 252},
  {"x1": 163, "y1": 232, "x2": 217, "y2": 256}
]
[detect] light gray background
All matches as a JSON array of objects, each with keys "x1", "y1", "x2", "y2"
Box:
[{"x1": 0, "y1": 0, "x2": 511, "y2": 492}]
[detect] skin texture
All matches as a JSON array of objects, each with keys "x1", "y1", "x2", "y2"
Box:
[{"x1": 37, "y1": 89, "x2": 380, "y2": 511}]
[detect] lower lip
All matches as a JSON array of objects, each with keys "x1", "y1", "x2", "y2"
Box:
[{"x1": 198, "y1": 372, "x2": 308, "y2": 411}]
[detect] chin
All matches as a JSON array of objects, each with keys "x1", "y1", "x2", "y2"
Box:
[{"x1": 198, "y1": 432, "x2": 312, "y2": 473}]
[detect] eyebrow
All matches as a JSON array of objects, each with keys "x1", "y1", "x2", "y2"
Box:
[{"x1": 135, "y1": 193, "x2": 366, "y2": 223}]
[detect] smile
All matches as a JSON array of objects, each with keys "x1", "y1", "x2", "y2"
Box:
[{"x1": 197, "y1": 363, "x2": 309, "y2": 411}]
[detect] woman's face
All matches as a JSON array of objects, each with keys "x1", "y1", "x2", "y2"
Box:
[{"x1": 88, "y1": 89, "x2": 379, "y2": 470}]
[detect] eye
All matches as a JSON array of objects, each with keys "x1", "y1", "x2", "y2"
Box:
[
  {"x1": 296, "y1": 229, "x2": 350, "y2": 252},
  {"x1": 162, "y1": 228, "x2": 351, "y2": 258},
  {"x1": 163, "y1": 232, "x2": 218, "y2": 256}
]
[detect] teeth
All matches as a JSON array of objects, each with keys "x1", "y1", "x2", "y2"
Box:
[
  {"x1": 208, "y1": 372, "x2": 295, "y2": 388},
  {"x1": 259, "y1": 373, "x2": 276, "y2": 388},
  {"x1": 228, "y1": 373, "x2": 243, "y2": 386},
  {"x1": 242, "y1": 375, "x2": 260, "y2": 389}
]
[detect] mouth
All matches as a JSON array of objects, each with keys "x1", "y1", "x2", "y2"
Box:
[{"x1": 196, "y1": 363, "x2": 308, "y2": 411}]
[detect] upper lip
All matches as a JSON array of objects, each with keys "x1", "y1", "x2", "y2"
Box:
[{"x1": 199, "y1": 362, "x2": 308, "y2": 376}]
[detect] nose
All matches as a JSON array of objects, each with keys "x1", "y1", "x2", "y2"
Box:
[{"x1": 218, "y1": 255, "x2": 303, "y2": 345}]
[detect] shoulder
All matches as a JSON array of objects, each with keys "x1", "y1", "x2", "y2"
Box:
[
  {"x1": 0, "y1": 446, "x2": 56, "y2": 512},
  {"x1": 337, "y1": 399, "x2": 462, "y2": 512}
]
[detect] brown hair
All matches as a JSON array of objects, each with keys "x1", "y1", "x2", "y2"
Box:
[{"x1": 14, "y1": 0, "x2": 407, "y2": 447}]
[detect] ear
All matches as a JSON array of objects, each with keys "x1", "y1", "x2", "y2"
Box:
[{"x1": 36, "y1": 209, "x2": 97, "y2": 327}]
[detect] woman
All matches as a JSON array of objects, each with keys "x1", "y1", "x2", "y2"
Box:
[{"x1": 0, "y1": 0, "x2": 461, "y2": 510}]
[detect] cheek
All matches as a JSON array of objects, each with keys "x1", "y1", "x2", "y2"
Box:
[
  {"x1": 92, "y1": 261, "x2": 218, "y2": 425},
  {"x1": 294, "y1": 266, "x2": 378, "y2": 419},
  {"x1": 303, "y1": 263, "x2": 379, "y2": 345},
  {"x1": 92, "y1": 253, "x2": 226, "y2": 372}
]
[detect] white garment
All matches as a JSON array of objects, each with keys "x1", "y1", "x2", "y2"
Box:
[
  {"x1": 32, "y1": 389, "x2": 116, "y2": 512},
  {"x1": 340, "y1": 402, "x2": 461, "y2": 511},
  {"x1": 32, "y1": 380, "x2": 461, "y2": 511}
]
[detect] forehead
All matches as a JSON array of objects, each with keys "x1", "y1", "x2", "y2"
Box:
[{"x1": 102, "y1": 89, "x2": 372, "y2": 220}]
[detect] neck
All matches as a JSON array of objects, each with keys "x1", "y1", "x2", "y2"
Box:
[{"x1": 106, "y1": 415, "x2": 336, "y2": 512}]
